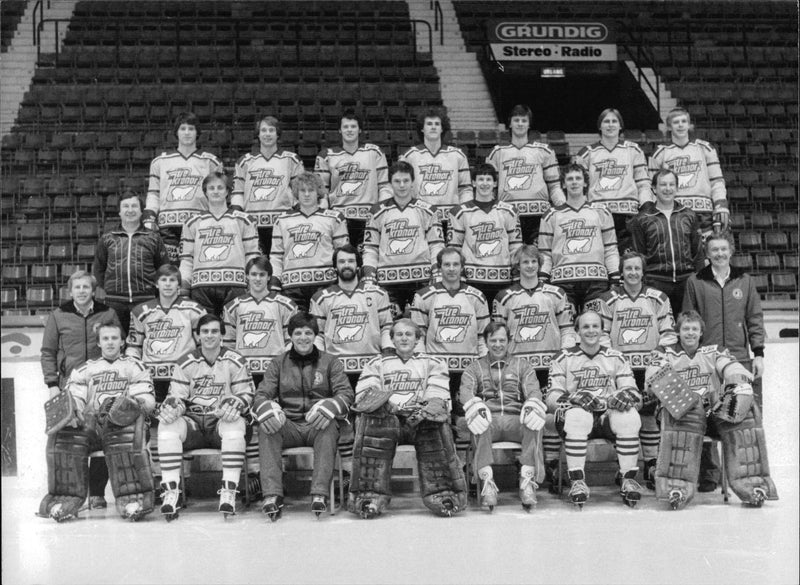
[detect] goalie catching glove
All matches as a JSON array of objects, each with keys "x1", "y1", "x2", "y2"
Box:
[
  {"x1": 353, "y1": 384, "x2": 394, "y2": 414},
  {"x1": 607, "y1": 388, "x2": 640, "y2": 411},
  {"x1": 712, "y1": 382, "x2": 754, "y2": 424},
  {"x1": 97, "y1": 395, "x2": 142, "y2": 427},
  {"x1": 305, "y1": 398, "x2": 341, "y2": 431},
  {"x1": 254, "y1": 400, "x2": 286, "y2": 434},
  {"x1": 157, "y1": 396, "x2": 185, "y2": 424},
  {"x1": 215, "y1": 395, "x2": 248, "y2": 423},
  {"x1": 519, "y1": 398, "x2": 546, "y2": 431},
  {"x1": 464, "y1": 397, "x2": 492, "y2": 435}
]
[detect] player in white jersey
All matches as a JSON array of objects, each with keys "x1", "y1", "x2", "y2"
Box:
[
  {"x1": 143, "y1": 112, "x2": 223, "y2": 263},
  {"x1": 448, "y1": 163, "x2": 522, "y2": 305},
  {"x1": 595, "y1": 251, "x2": 677, "y2": 489},
  {"x1": 574, "y1": 108, "x2": 652, "y2": 253},
  {"x1": 649, "y1": 107, "x2": 729, "y2": 235},
  {"x1": 157, "y1": 314, "x2": 255, "y2": 519},
  {"x1": 314, "y1": 110, "x2": 392, "y2": 248},
  {"x1": 486, "y1": 104, "x2": 565, "y2": 244},
  {"x1": 398, "y1": 107, "x2": 472, "y2": 237},
  {"x1": 232, "y1": 115, "x2": 305, "y2": 256}
]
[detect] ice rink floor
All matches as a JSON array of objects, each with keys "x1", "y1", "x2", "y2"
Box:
[{"x1": 2, "y1": 341, "x2": 798, "y2": 585}]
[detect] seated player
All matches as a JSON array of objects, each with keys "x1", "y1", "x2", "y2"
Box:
[
  {"x1": 458, "y1": 322, "x2": 546, "y2": 511},
  {"x1": 253, "y1": 312, "x2": 354, "y2": 520},
  {"x1": 348, "y1": 319, "x2": 468, "y2": 518},
  {"x1": 157, "y1": 314, "x2": 255, "y2": 519},
  {"x1": 645, "y1": 310, "x2": 778, "y2": 509},
  {"x1": 546, "y1": 311, "x2": 643, "y2": 508},
  {"x1": 39, "y1": 320, "x2": 155, "y2": 522}
]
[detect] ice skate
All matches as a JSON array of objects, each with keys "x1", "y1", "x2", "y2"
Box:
[
  {"x1": 568, "y1": 469, "x2": 589, "y2": 509},
  {"x1": 643, "y1": 458, "x2": 657, "y2": 491},
  {"x1": 620, "y1": 470, "x2": 642, "y2": 508},
  {"x1": 360, "y1": 499, "x2": 379, "y2": 519},
  {"x1": 519, "y1": 467, "x2": 538, "y2": 511},
  {"x1": 160, "y1": 481, "x2": 181, "y2": 522},
  {"x1": 311, "y1": 495, "x2": 328, "y2": 518},
  {"x1": 479, "y1": 468, "x2": 499, "y2": 511},
  {"x1": 262, "y1": 495, "x2": 283, "y2": 521},
  {"x1": 123, "y1": 502, "x2": 145, "y2": 522},
  {"x1": 668, "y1": 488, "x2": 687, "y2": 510},
  {"x1": 748, "y1": 487, "x2": 767, "y2": 507},
  {"x1": 218, "y1": 481, "x2": 239, "y2": 518},
  {"x1": 439, "y1": 497, "x2": 456, "y2": 517}
]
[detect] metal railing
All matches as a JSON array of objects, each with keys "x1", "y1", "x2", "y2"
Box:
[{"x1": 432, "y1": 0, "x2": 444, "y2": 46}]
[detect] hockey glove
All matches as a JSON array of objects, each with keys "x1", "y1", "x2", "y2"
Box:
[
  {"x1": 712, "y1": 208, "x2": 730, "y2": 232},
  {"x1": 554, "y1": 393, "x2": 571, "y2": 428},
  {"x1": 418, "y1": 397, "x2": 449, "y2": 423},
  {"x1": 712, "y1": 382, "x2": 754, "y2": 424},
  {"x1": 216, "y1": 395, "x2": 248, "y2": 423},
  {"x1": 44, "y1": 389, "x2": 82, "y2": 435},
  {"x1": 104, "y1": 395, "x2": 142, "y2": 427},
  {"x1": 607, "y1": 388, "x2": 640, "y2": 411},
  {"x1": 353, "y1": 385, "x2": 394, "y2": 414},
  {"x1": 464, "y1": 397, "x2": 492, "y2": 435},
  {"x1": 520, "y1": 398, "x2": 546, "y2": 431},
  {"x1": 158, "y1": 396, "x2": 184, "y2": 424},
  {"x1": 570, "y1": 390, "x2": 605, "y2": 412},
  {"x1": 254, "y1": 400, "x2": 286, "y2": 435},
  {"x1": 305, "y1": 398, "x2": 339, "y2": 431}
]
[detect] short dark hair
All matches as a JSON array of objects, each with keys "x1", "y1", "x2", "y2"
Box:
[
  {"x1": 156, "y1": 264, "x2": 181, "y2": 280},
  {"x1": 390, "y1": 318, "x2": 422, "y2": 340},
  {"x1": 416, "y1": 107, "x2": 450, "y2": 140},
  {"x1": 256, "y1": 115, "x2": 281, "y2": 138},
  {"x1": 513, "y1": 244, "x2": 542, "y2": 267},
  {"x1": 202, "y1": 170, "x2": 229, "y2": 194},
  {"x1": 340, "y1": 109, "x2": 362, "y2": 129},
  {"x1": 508, "y1": 104, "x2": 532, "y2": 127},
  {"x1": 472, "y1": 163, "x2": 497, "y2": 182},
  {"x1": 482, "y1": 321, "x2": 509, "y2": 342},
  {"x1": 562, "y1": 163, "x2": 589, "y2": 194},
  {"x1": 174, "y1": 112, "x2": 199, "y2": 137},
  {"x1": 118, "y1": 189, "x2": 142, "y2": 212},
  {"x1": 651, "y1": 168, "x2": 678, "y2": 189},
  {"x1": 333, "y1": 243, "x2": 361, "y2": 268},
  {"x1": 619, "y1": 250, "x2": 646, "y2": 272},
  {"x1": 389, "y1": 160, "x2": 415, "y2": 182},
  {"x1": 287, "y1": 311, "x2": 319, "y2": 336},
  {"x1": 596, "y1": 108, "x2": 624, "y2": 132},
  {"x1": 436, "y1": 246, "x2": 464, "y2": 268},
  {"x1": 196, "y1": 313, "x2": 225, "y2": 335},
  {"x1": 245, "y1": 255, "x2": 272, "y2": 277},
  {"x1": 96, "y1": 319, "x2": 123, "y2": 337}
]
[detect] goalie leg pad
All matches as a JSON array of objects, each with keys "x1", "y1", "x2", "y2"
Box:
[
  {"x1": 348, "y1": 412, "x2": 400, "y2": 517},
  {"x1": 717, "y1": 405, "x2": 779, "y2": 503},
  {"x1": 101, "y1": 415, "x2": 155, "y2": 519},
  {"x1": 414, "y1": 422, "x2": 468, "y2": 516},
  {"x1": 655, "y1": 402, "x2": 706, "y2": 505},
  {"x1": 39, "y1": 427, "x2": 93, "y2": 519}
]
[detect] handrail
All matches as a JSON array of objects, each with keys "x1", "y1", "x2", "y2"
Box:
[
  {"x1": 31, "y1": 0, "x2": 44, "y2": 44},
  {"x1": 432, "y1": 1, "x2": 444, "y2": 46},
  {"x1": 619, "y1": 41, "x2": 661, "y2": 116}
]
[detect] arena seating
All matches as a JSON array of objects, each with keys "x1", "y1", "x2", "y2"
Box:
[{"x1": 0, "y1": 0, "x2": 26, "y2": 52}]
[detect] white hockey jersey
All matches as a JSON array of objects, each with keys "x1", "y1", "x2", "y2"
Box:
[
  {"x1": 232, "y1": 149, "x2": 305, "y2": 228},
  {"x1": 486, "y1": 142, "x2": 564, "y2": 216},
  {"x1": 399, "y1": 144, "x2": 473, "y2": 221},
  {"x1": 355, "y1": 352, "x2": 451, "y2": 413},
  {"x1": 574, "y1": 140, "x2": 651, "y2": 214},
  {"x1": 68, "y1": 355, "x2": 154, "y2": 415}
]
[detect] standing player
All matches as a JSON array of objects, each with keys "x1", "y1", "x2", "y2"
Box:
[
  {"x1": 270, "y1": 172, "x2": 349, "y2": 311},
  {"x1": 447, "y1": 163, "x2": 522, "y2": 305},
  {"x1": 179, "y1": 171, "x2": 260, "y2": 316},
  {"x1": 362, "y1": 161, "x2": 444, "y2": 318},
  {"x1": 546, "y1": 311, "x2": 643, "y2": 508},
  {"x1": 574, "y1": 108, "x2": 652, "y2": 253},
  {"x1": 127, "y1": 263, "x2": 207, "y2": 491},
  {"x1": 232, "y1": 115, "x2": 305, "y2": 255},
  {"x1": 649, "y1": 107, "x2": 729, "y2": 235},
  {"x1": 398, "y1": 107, "x2": 472, "y2": 238},
  {"x1": 595, "y1": 250, "x2": 677, "y2": 489},
  {"x1": 157, "y1": 314, "x2": 255, "y2": 519},
  {"x1": 143, "y1": 112, "x2": 223, "y2": 263},
  {"x1": 314, "y1": 110, "x2": 393, "y2": 248},
  {"x1": 538, "y1": 163, "x2": 620, "y2": 314},
  {"x1": 487, "y1": 104, "x2": 565, "y2": 243}
]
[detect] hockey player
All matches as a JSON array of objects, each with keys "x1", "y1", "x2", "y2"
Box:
[
  {"x1": 649, "y1": 107, "x2": 729, "y2": 235},
  {"x1": 411, "y1": 247, "x2": 490, "y2": 418},
  {"x1": 127, "y1": 263, "x2": 206, "y2": 491},
  {"x1": 349, "y1": 319, "x2": 468, "y2": 518},
  {"x1": 492, "y1": 244, "x2": 573, "y2": 489},
  {"x1": 39, "y1": 320, "x2": 156, "y2": 522},
  {"x1": 645, "y1": 310, "x2": 777, "y2": 509},
  {"x1": 629, "y1": 169, "x2": 703, "y2": 317},
  {"x1": 458, "y1": 322, "x2": 546, "y2": 511},
  {"x1": 270, "y1": 172, "x2": 349, "y2": 311},
  {"x1": 574, "y1": 108, "x2": 652, "y2": 254},
  {"x1": 486, "y1": 104, "x2": 565, "y2": 244},
  {"x1": 362, "y1": 161, "x2": 445, "y2": 318},
  {"x1": 314, "y1": 110, "x2": 393, "y2": 248},
  {"x1": 538, "y1": 163, "x2": 620, "y2": 314},
  {"x1": 398, "y1": 107, "x2": 472, "y2": 238},
  {"x1": 595, "y1": 251, "x2": 677, "y2": 489},
  {"x1": 254, "y1": 312, "x2": 354, "y2": 519},
  {"x1": 143, "y1": 112, "x2": 223, "y2": 263},
  {"x1": 157, "y1": 314, "x2": 255, "y2": 519},
  {"x1": 447, "y1": 163, "x2": 522, "y2": 305},
  {"x1": 232, "y1": 115, "x2": 305, "y2": 255},
  {"x1": 179, "y1": 171, "x2": 260, "y2": 316},
  {"x1": 546, "y1": 311, "x2": 643, "y2": 508}
]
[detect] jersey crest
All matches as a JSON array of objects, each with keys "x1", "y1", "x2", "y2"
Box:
[
  {"x1": 593, "y1": 159, "x2": 627, "y2": 191},
  {"x1": 331, "y1": 306, "x2": 369, "y2": 342},
  {"x1": 288, "y1": 224, "x2": 322, "y2": 258},
  {"x1": 678, "y1": 365, "x2": 712, "y2": 395},
  {"x1": 192, "y1": 375, "x2": 225, "y2": 406},
  {"x1": 385, "y1": 218, "x2": 418, "y2": 255},
  {"x1": 470, "y1": 222, "x2": 504, "y2": 257},
  {"x1": 198, "y1": 227, "x2": 234, "y2": 261},
  {"x1": 90, "y1": 370, "x2": 129, "y2": 403},
  {"x1": 502, "y1": 158, "x2": 537, "y2": 190},
  {"x1": 559, "y1": 219, "x2": 597, "y2": 254},
  {"x1": 665, "y1": 156, "x2": 700, "y2": 189},
  {"x1": 433, "y1": 305, "x2": 471, "y2": 342},
  {"x1": 419, "y1": 164, "x2": 452, "y2": 196},
  {"x1": 166, "y1": 168, "x2": 202, "y2": 201},
  {"x1": 239, "y1": 314, "x2": 277, "y2": 348},
  {"x1": 573, "y1": 365, "x2": 610, "y2": 391},
  {"x1": 383, "y1": 370, "x2": 423, "y2": 408},
  {"x1": 248, "y1": 168, "x2": 283, "y2": 201},
  {"x1": 511, "y1": 305, "x2": 550, "y2": 342},
  {"x1": 337, "y1": 163, "x2": 370, "y2": 196},
  {"x1": 616, "y1": 308, "x2": 650, "y2": 345}
]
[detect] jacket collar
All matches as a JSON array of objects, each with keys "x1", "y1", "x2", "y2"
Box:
[
  {"x1": 58, "y1": 300, "x2": 111, "y2": 315},
  {"x1": 289, "y1": 345, "x2": 320, "y2": 364},
  {"x1": 696, "y1": 263, "x2": 745, "y2": 282}
]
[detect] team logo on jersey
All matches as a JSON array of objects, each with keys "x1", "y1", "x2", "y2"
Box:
[
  {"x1": 502, "y1": 158, "x2": 537, "y2": 190},
  {"x1": 665, "y1": 156, "x2": 700, "y2": 190},
  {"x1": 677, "y1": 365, "x2": 711, "y2": 395},
  {"x1": 573, "y1": 365, "x2": 609, "y2": 392},
  {"x1": 511, "y1": 306, "x2": 549, "y2": 342},
  {"x1": 331, "y1": 306, "x2": 369, "y2": 343},
  {"x1": 145, "y1": 319, "x2": 183, "y2": 355},
  {"x1": 336, "y1": 163, "x2": 369, "y2": 197},
  {"x1": 385, "y1": 218, "x2": 418, "y2": 255},
  {"x1": 433, "y1": 306, "x2": 471, "y2": 343},
  {"x1": 198, "y1": 227, "x2": 234, "y2": 261},
  {"x1": 593, "y1": 160, "x2": 627, "y2": 191},
  {"x1": 383, "y1": 370, "x2": 423, "y2": 409},
  {"x1": 559, "y1": 219, "x2": 596, "y2": 254},
  {"x1": 239, "y1": 314, "x2": 276, "y2": 348},
  {"x1": 288, "y1": 224, "x2": 321, "y2": 258},
  {"x1": 418, "y1": 164, "x2": 451, "y2": 197},
  {"x1": 616, "y1": 308, "x2": 650, "y2": 345},
  {"x1": 166, "y1": 168, "x2": 202, "y2": 201},
  {"x1": 470, "y1": 222, "x2": 504, "y2": 257},
  {"x1": 248, "y1": 168, "x2": 283, "y2": 201},
  {"x1": 91, "y1": 370, "x2": 129, "y2": 403},
  {"x1": 192, "y1": 375, "x2": 225, "y2": 406}
]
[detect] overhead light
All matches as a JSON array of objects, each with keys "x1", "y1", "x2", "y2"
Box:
[{"x1": 541, "y1": 67, "x2": 565, "y2": 78}]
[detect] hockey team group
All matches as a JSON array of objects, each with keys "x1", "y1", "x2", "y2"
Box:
[{"x1": 37, "y1": 104, "x2": 778, "y2": 523}]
